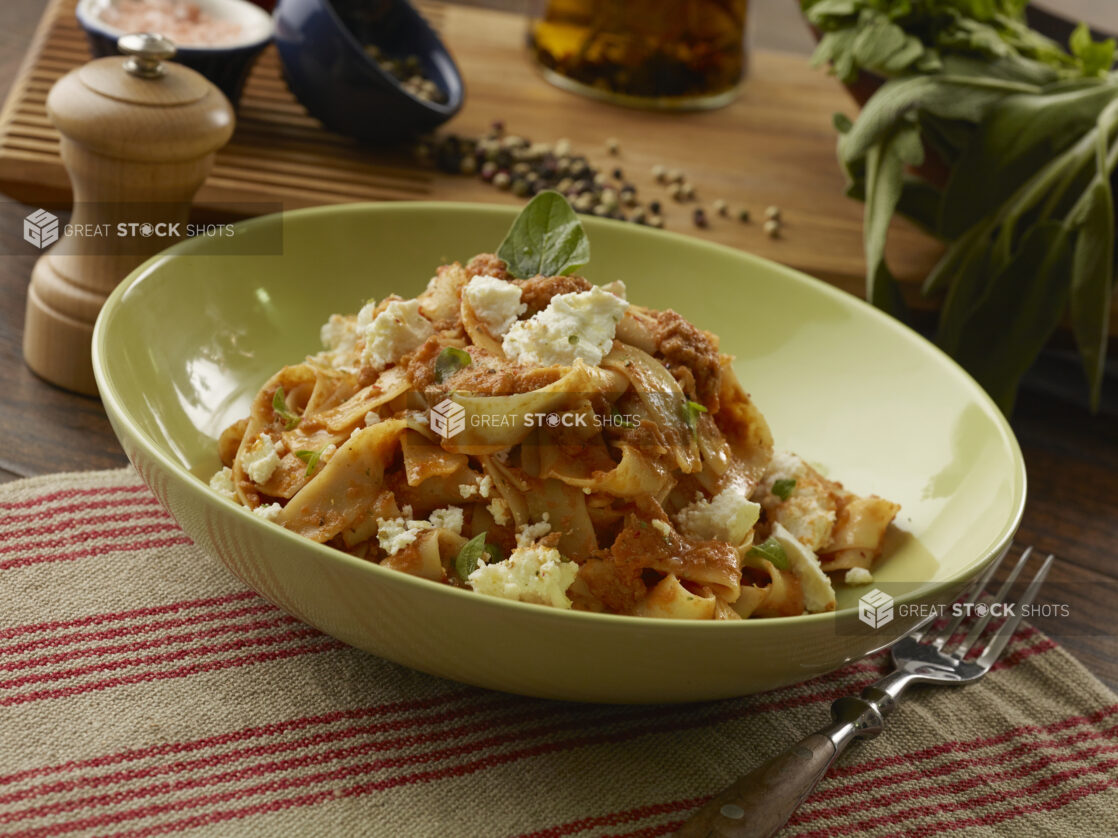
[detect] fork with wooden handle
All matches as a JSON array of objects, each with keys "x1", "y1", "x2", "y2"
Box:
[{"x1": 674, "y1": 545, "x2": 1054, "y2": 838}]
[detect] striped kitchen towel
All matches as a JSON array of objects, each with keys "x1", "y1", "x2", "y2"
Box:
[{"x1": 1, "y1": 468, "x2": 1116, "y2": 838}]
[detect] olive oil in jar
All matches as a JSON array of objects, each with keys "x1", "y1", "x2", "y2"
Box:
[{"x1": 530, "y1": 0, "x2": 748, "y2": 110}]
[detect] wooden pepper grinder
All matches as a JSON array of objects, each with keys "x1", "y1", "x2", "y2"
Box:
[{"x1": 24, "y1": 33, "x2": 235, "y2": 395}]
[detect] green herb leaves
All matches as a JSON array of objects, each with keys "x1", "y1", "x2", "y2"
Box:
[
  {"x1": 816, "y1": 1, "x2": 1118, "y2": 413},
  {"x1": 1071, "y1": 23, "x2": 1117, "y2": 78},
  {"x1": 748, "y1": 536, "x2": 789, "y2": 571},
  {"x1": 272, "y1": 386, "x2": 300, "y2": 430},
  {"x1": 682, "y1": 399, "x2": 708, "y2": 433},
  {"x1": 771, "y1": 479, "x2": 797, "y2": 501},
  {"x1": 803, "y1": 0, "x2": 1087, "y2": 85},
  {"x1": 455, "y1": 533, "x2": 487, "y2": 579},
  {"x1": 455, "y1": 532, "x2": 502, "y2": 580},
  {"x1": 295, "y1": 444, "x2": 330, "y2": 477},
  {"x1": 434, "y1": 346, "x2": 471, "y2": 383},
  {"x1": 497, "y1": 190, "x2": 590, "y2": 279}
]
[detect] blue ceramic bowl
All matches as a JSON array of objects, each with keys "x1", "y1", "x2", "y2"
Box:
[
  {"x1": 76, "y1": 0, "x2": 274, "y2": 108},
  {"x1": 273, "y1": 0, "x2": 464, "y2": 144}
]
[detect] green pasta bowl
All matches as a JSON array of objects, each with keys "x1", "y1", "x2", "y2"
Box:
[{"x1": 92, "y1": 202, "x2": 1026, "y2": 703}]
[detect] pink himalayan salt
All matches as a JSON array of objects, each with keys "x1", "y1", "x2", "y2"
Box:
[{"x1": 98, "y1": 0, "x2": 245, "y2": 47}]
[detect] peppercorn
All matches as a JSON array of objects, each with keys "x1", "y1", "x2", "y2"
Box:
[
  {"x1": 713, "y1": 199, "x2": 728, "y2": 217},
  {"x1": 765, "y1": 205, "x2": 782, "y2": 221},
  {"x1": 648, "y1": 214, "x2": 664, "y2": 228},
  {"x1": 652, "y1": 164, "x2": 667, "y2": 183},
  {"x1": 693, "y1": 208, "x2": 708, "y2": 228},
  {"x1": 606, "y1": 137, "x2": 620, "y2": 155},
  {"x1": 668, "y1": 168, "x2": 684, "y2": 184},
  {"x1": 494, "y1": 171, "x2": 511, "y2": 190},
  {"x1": 668, "y1": 182, "x2": 683, "y2": 201},
  {"x1": 737, "y1": 208, "x2": 751, "y2": 223},
  {"x1": 612, "y1": 167, "x2": 623, "y2": 180},
  {"x1": 764, "y1": 219, "x2": 781, "y2": 238},
  {"x1": 649, "y1": 200, "x2": 662, "y2": 214}
]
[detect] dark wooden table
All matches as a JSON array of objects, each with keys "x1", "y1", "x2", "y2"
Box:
[{"x1": 0, "y1": 0, "x2": 1116, "y2": 693}]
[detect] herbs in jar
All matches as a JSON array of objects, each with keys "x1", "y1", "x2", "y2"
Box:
[{"x1": 529, "y1": 0, "x2": 749, "y2": 110}]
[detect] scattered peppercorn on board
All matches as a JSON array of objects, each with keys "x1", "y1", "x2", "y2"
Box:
[{"x1": 1, "y1": 0, "x2": 1114, "y2": 331}]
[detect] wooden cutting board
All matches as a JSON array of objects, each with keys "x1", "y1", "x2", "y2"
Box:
[{"x1": 0, "y1": 0, "x2": 1114, "y2": 333}]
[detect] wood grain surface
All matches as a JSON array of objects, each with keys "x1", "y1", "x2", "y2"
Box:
[{"x1": 0, "y1": 0, "x2": 1114, "y2": 692}]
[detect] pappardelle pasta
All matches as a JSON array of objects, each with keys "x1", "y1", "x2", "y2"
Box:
[{"x1": 210, "y1": 198, "x2": 899, "y2": 620}]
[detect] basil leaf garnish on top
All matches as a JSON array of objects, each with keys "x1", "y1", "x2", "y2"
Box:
[
  {"x1": 496, "y1": 190, "x2": 591, "y2": 279},
  {"x1": 435, "y1": 346, "x2": 471, "y2": 383},
  {"x1": 456, "y1": 531, "x2": 489, "y2": 580},
  {"x1": 748, "y1": 536, "x2": 789, "y2": 571}
]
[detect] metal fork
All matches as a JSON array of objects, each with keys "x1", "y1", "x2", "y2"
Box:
[{"x1": 674, "y1": 545, "x2": 1054, "y2": 838}]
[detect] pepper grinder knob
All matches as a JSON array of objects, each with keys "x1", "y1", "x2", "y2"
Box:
[
  {"x1": 23, "y1": 33, "x2": 235, "y2": 395},
  {"x1": 118, "y1": 32, "x2": 177, "y2": 79}
]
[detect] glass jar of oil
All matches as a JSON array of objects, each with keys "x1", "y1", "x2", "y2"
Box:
[{"x1": 529, "y1": 0, "x2": 748, "y2": 110}]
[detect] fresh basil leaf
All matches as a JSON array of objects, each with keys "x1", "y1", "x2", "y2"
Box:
[
  {"x1": 496, "y1": 190, "x2": 590, "y2": 279},
  {"x1": 484, "y1": 542, "x2": 505, "y2": 565},
  {"x1": 456, "y1": 532, "x2": 489, "y2": 580},
  {"x1": 940, "y1": 84, "x2": 1116, "y2": 237},
  {"x1": 861, "y1": 122, "x2": 923, "y2": 318},
  {"x1": 434, "y1": 346, "x2": 471, "y2": 383},
  {"x1": 272, "y1": 386, "x2": 300, "y2": 430},
  {"x1": 923, "y1": 220, "x2": 989, "y2": 299},
  {"x1": 929, "y1": 223, "x2": 1001, "y2": 362},
  {"x1": 1070, "y1": 23, "x2": 1117, "y2": 78},
  {"x1": 1068, "y1": 175, "x2": 1113, "y2": 411},
  {"x1": 838, "y1": 74, "x2": 1038, "y2": 171},
  {"x1": 295, "y1": 444, "x2": 330, "y2": 477},
  {"x1": 951, "y1": 221, "x2": 1073, "y2": 412},
  {"x1": 748, "y1": 536, "x2": 789, "y2": 571},
  {"x1": 771, "y1": 479, "x2": 797, "y2": 501}
]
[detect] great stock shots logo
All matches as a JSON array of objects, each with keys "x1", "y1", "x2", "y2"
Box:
[
  {"x1": 24, "y1": 209, "x2": 59, "y2": 249},
  {"x1": 429, "y1": 399, "x2": 467, "y2": 439},
  {"x1": 859, "y1": 588, "x2": 895, "y2": 629}
]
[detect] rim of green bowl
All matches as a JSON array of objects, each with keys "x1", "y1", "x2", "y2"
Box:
[{"x1": 92, "y1": 201, "x2": 1027, "y2": 634}]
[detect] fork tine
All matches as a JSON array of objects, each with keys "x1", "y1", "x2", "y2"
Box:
[
  {"x1": 976, "y1": 553, "x2": 1055, "y2": 669},
  {"x1": 948, "y1": 546, "x2": 1034, "y2": 659},
  {"x1": 927, "y1": 545, "x2": 1011, "y2": 648}
]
